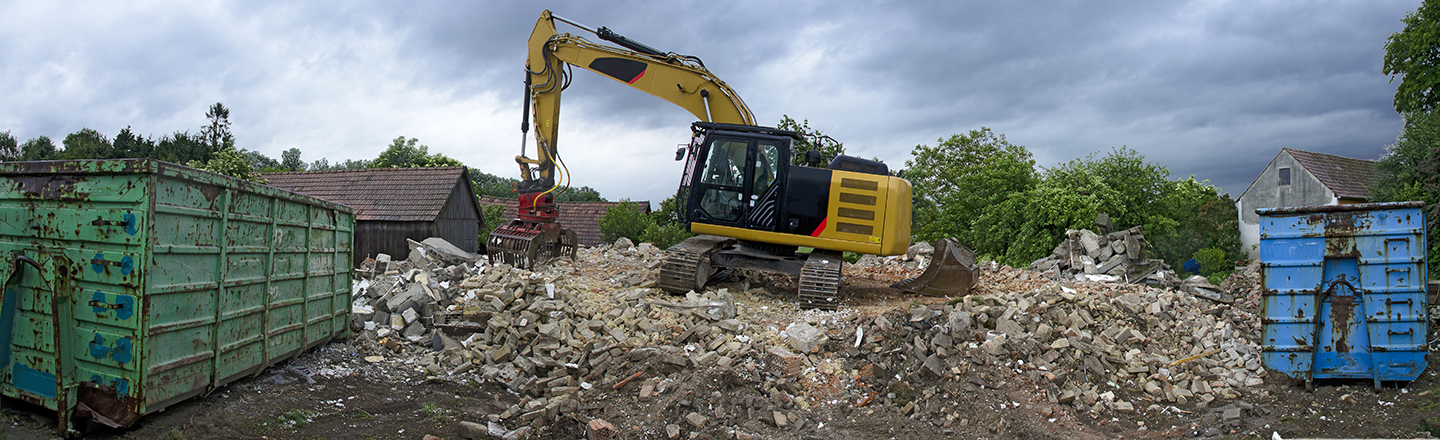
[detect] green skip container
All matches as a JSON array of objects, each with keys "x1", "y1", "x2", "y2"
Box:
[{"x1": 0, "y1": 159, "x2": 354, "y2": 434}]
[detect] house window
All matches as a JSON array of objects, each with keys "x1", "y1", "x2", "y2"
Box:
[{"x1": 1278, "y1": 168, "x2": 1290, "y2": 186}]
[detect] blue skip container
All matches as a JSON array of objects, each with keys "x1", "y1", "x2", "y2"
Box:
[{"x1": 1259, "y1": 202, "x2": 1428, "y2": 388}]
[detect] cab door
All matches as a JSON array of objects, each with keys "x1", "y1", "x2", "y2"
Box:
[
  {"x1": 685, "y1": 135, "x2": 787, "y2": 231},
  {"x1": 742, "y1": 139, "x2": 783, "y2": 231},
  {"x1": 690, "y1": 137, "x2": 751, "y2": 228}
]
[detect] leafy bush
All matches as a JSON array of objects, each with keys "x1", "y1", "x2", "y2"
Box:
[
  {"x1": 908, "y1": 135, "x2": 1240, "y2": 269},
  {"x1": 599, "y1": 200, "x2": 652, "y2": 245},
  {"x1": 640, "y1": 222, "x2": 693, "y2": 249},
  {"x1": 186, "y1": 146, "x2": 266, "y2": 183},
  {"x1": 1193, "y1": 247, "x2": 1230, "y2": 276},
  {"x1": 478, "y1": 205, "x2": 508, "y2": 247}
]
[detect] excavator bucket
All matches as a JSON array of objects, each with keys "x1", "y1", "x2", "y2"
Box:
[{"x1": 891, "y1": 238, "x2": 979, "y2": 297}]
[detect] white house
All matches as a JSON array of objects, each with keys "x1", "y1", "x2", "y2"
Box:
[{"x1": 1235, "y1": 148, "x2": 1379, "y2": 257}]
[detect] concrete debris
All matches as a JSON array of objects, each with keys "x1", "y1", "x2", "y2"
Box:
[
  {"x1": 1183, "y1": 275, "x2": 1236, "y2": 303},
  {"x1": 346, "y1": 235, "x2": 1269, "y2": 438},
  {"x1": 1027, "y1": 218, "x2": 1181, "y2": 287}
]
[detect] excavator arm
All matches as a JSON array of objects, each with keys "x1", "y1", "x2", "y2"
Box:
[
  {"x1": 517, "y1": 9, "x2": 755, "y2": 193},
  {"x1": 489, "y1": 10, "x2": 757, "y2": 269}
]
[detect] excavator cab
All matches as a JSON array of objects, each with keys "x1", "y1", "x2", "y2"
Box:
[{"x1": 680, "y1": 125, "x2": 792, "y2": 231}]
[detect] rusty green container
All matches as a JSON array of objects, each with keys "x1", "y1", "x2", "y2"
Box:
[{"x1": 0, "y1": 159, "x2": 354, "y2": 434}]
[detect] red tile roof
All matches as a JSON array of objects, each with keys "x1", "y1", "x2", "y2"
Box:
[
  {"x1": 479, "y1": 196, "x2": 650, "y2": 247},
  {"x1": 262, "y1": 167, "x2": 470, "y2": 222},
  {"x1": 1283, "y1": 148, "x2": 1380, "y2": 200}
]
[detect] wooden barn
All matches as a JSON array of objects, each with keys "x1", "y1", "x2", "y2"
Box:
[{"x1": 264, "y1": 167, "x2": 484, "y2": 264}]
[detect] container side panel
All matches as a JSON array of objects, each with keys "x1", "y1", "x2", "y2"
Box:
[
  {"x1": 1261, "y1": 217, "x2": 1324, "y2": 380},
  {"x1": 0, "y1": 206, "x2": 145, "y2": 247},
  {"x1": 153, "y1": 210, "x2": 220, "y2": 250},
  {"x1": 144, "y1": 175, "x2": 226, "y2": 409},
  {"x1": 277, "y1": 200, "x2": 307, "y2": 225},
  {"x1": 154, "y1": 178, "x2": 222, "y2": 214},
  {"x1": 225, "y1": 220, "x2": 270, "y2": 251},
  {"x1": 0, "y1": 160, "x2": 354, "y2": 429},
  {"x1": 226, "y1": 253, "x2": 269, "y2": 286},
  {"x1": 1260, "y1": 204, "x2": 1429, "y2": 385}
]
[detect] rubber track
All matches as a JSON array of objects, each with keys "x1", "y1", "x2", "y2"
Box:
[
  {"x1": 798, "y1": 252, "x2": 842, "y2": 310},
  {"x1": 658, "y1": 235, "x2": 733, "y2": 294}
]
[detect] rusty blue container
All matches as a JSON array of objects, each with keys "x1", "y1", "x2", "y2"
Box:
[{"x1": 1259, "y1": 201, "x2": 1428, "y2": 387}]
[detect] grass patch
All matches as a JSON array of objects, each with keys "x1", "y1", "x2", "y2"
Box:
[
  {"x1": 254, "y1": 408, "x2": 314, "y2": 431},
  {"x1": 280, "y1": 409, "x2": 311, "y2": 429},
  {"x1": 1422, "y1": 417, "x2": 1440, "y2": 437},
  {"x1": 419, "y1": 402, "x2": 447, "y2": 422},
  {"x1": 354, "y1": 409, "x2": 374, "y2": 420},
  {"x1": 162, "y1": 428, "x2": 185, "y2": 440}
]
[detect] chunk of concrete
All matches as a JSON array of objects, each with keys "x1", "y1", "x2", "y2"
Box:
[{"x1": 785, "y1": 322, "x2": 827, "y2": 353}]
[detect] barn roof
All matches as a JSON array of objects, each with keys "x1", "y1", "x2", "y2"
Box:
[
  {"x1": 1282, "y1": 148, "x2": 1381, "y2": 200},
  {"x1": 479, "y1": 196, "x2": 651, "y2": 248},
  {"x1": 263, "y1": 167, "x2": 471, "y2": 222}
]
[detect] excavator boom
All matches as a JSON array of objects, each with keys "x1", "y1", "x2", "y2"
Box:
[{"x1": 488, "y1": 10, "x2": 756, "y2": 269}]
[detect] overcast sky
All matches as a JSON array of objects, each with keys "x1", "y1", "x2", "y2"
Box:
[{"x1": 0, "y1": 0, "x2": 1419, "y2": 204}]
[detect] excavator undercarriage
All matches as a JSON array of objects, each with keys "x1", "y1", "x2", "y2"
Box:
[{"x1": 659, "y1": 235, "x2": 845, "y2": 310}]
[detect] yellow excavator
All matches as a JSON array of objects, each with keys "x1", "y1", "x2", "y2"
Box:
[{"x1": 489, "y1": 10, "x2": 965, "y2": 309}]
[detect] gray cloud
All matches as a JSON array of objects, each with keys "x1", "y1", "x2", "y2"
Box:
[{"x1": 0, "y1": 0, "x2": 1419, "y2": 203}]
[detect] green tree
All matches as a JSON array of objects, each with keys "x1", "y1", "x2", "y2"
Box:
[
  {"x1": 372, "y1": 136, "x2": 463, "y2": 168},
  {"x1": 778, "y1": 115, "x2": 846, "y2": 165},
  {"x1": 187, "y1": 146, "x2": 266, "y2": 183},
  {"x1": 1048, "y1": 147, "x2": 1173, "y2": 235},
  {"x1": 1147, "y1": 177, "x2": 1234, "y2": 266},
  {"x1": 20, "y1": 136, "x2": 58, "y2": 161},
  {"x1": 1385, "y1": 0, "x2": 1440, "y2": 113},
  {"x1": 640, "y1": 222, "x2": 691, "y2": 249},
  {"x1": 154, "y1": 131, "x2": 210, "y2": 164},
  {"x1": 309, "y1": 157, "x2": 367, "y2": 171},
  {"x1": 243, "y1": 150, "x2": 280, "y2": 171},
  {"x1": 478, "y1": 204, "x2": 508, "y2": 248},
  {"x1": 1371, "y1": 111, "x2": 1440, "y2": 203},
  {"x1": 555, "y1": 186, "x2": 604, "y2": 202},
  {"x1": 61, "y1": 128, "x2": 114, "y2": 159},
  {"x1": 0, "y1": 131, "x2": 18, "y2": 161},
  {"x1": 113, "y1": 127, "x2": 155, "y2": 159},
  {"x1": 599, "y1": 200, "x2": 652, "y2": 245},
  {"x1": 904, "y1": 128, "x2": 1038, "y2": 245},
  {"x1": 201, "y1": 103, "x2": 235, "y2": 152},
  {"x1": 471, "y1": 169, "x2": 521, "y2": 198},
  {"x1": 973, "y1": 167, "x2": 1125, "y2": 265},
  {"x1": 1370, "y1": 111, "x2": 1440, "y2": 278},
  {"x1": 651, "y1": 195, "x2": 683, "y2": 226},
  {"x1": 280, "y1": 147, "x2": 305, "y2": 171}
]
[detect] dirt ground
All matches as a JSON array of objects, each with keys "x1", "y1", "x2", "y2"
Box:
[{"x1": 2, "y1": 265, "x2": 1439, "y2": 440}]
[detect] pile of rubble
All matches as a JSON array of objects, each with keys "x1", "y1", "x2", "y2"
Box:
[
  {"x1": 847, "y1": 263, "x2": 1267, "y2": 418},
  {"x1": 345, "y1": 235, "x2": 1269, "y2": 438},
  {"x1": 1027, "y1": 215, "x2": 1183, "y2": 287}
]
